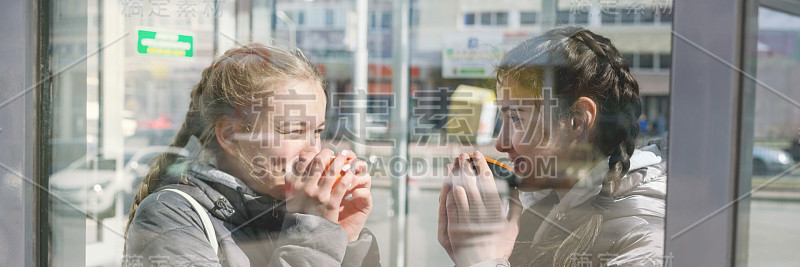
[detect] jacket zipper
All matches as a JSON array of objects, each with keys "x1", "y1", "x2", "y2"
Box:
[{"x1": 273, "y1": 199, "x2": 278, "y2": 218}]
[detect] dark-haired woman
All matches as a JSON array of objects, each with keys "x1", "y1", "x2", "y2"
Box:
[
  {"x1": 438, "y1": 27, "x2": 666, "y2": 267},
  {"x1": 124, "y1": 44, "x2": 380, "y2": 266}
]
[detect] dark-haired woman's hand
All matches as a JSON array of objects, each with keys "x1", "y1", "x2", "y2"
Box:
[
  {"x1": 438, "y1": 152, "x2": 523, "y2": 267},
  {"x1": 285, "y1": 149, "x2": 356, "y2": 223}
]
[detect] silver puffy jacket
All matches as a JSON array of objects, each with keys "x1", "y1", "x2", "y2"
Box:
[
  {"x1": 477, "y1": 142, "x2": 667, "y2": 267},
  {"x1": 124, "y1": 160, "x2": 381, "y2": 267}
]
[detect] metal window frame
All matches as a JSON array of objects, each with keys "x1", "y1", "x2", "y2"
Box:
[
  {"x1": 0, "y1": 0, "x2": 45, "y2": 266},
  {"x1": 390, "y1": 1, "x2": 410, "y2": 267},
  {"x1": 665, "y1": 0, "x2": 759, "y2": 265},
  {"x1": 35, "y1": 1, "x2": 51, "y2": 266}
]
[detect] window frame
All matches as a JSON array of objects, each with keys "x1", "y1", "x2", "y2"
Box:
[
  {"x1": 14, "y1": 0, "x2": 787, "y2": 265},
  {"x1": 520, "y1": 11, "x2": 538, "y2": 25},
  {"x1": 666, "y1": 0, "x2": 759, "y2": 266}
]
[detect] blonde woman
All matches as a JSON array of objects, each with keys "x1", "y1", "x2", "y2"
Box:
[{"x1": 124, "y1": 44, "x2": 379, "y2": 266}]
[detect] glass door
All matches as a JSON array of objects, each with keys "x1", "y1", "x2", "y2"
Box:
[
  {"x1": 738, "y1": 5, "x2": 800, "y2": 266},
  {"x1": 42, "y1": 0, "x2": 674, "y2": 266}
]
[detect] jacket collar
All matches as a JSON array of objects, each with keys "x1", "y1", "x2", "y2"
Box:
[
  {"x1": 157, "y1": 159, "x2": 287, "y2": 231},
  {"x1": 561, "y1": 144, "x2": 664, "y2": 210},
  {"x1": 520, "y1": 143, "x2": 665, "y2": 210},
  {"x1": 527, "y1": 144, "x2": 665, "y2": 244}
]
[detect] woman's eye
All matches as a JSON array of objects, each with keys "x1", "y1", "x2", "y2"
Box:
[
  {"x1": 289, "y1": 129, "x2": 304, "y2": 135},
  {"x1": 314, "y1": 129, "x2": 324, "y2": 134}
]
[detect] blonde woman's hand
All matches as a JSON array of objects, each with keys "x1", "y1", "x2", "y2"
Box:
[
  {"x1": 285, "y1": 149, "x2": 355, "y2": 223},
  {"x1": 337, "y1": 158, "x2": 373, "y2": 242},
  {"x1": 439, "y1": 152, "x2": 523, "y2": 267}
]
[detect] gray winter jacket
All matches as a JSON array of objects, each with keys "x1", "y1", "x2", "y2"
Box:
[
  {"x1": 479, "y1": 142, "x2": 667, "y2": 267},
  {"x1": 124, "y1": 160, "x2": 381, "y2": 266}
]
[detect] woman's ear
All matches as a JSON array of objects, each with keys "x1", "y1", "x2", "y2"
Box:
[
  {"x1": 215, "y1": 118, "x2": 238, "y2": 157},
  {"x1": 569, "y1": 97, "x2": 597, "y2": 135}
]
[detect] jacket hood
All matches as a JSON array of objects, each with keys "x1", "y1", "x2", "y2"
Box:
[
  {"x1": 524, "y1": 142, "x2": 667, "y2": 245},
  {"x1": 154, "y1": 159, "x2": 287, "y2": 231}
]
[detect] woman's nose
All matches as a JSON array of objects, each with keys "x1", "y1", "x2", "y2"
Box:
[
  {"x1": 310, "y1": 136, "x2": 322, "y2": 153},
  {"x1": 303, "y1": 139, "x2": 322, "y2": 157},
  {"x1": 298, "y1": 149, "x2": 318, "y2": 164},
  {"x1": 495, "y1": 124, "x2": 512, "y2": 153}
]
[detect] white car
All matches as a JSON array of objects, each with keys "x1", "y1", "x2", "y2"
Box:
[
  {"x1": 752, "y1": 146, "x2": 795, "y2": 175},
  {"x1": 120, "y1": 146, "x2": 189, "y2": 211},
  {"x1": 49, "y1": 146, "x2": 188, "y2": 219}
]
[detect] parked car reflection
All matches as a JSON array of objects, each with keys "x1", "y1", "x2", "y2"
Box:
[
  {"x1": 121, "y1": 146, "x2": 189, "y2": 211},
  {"x1": 49, "y1": 146, "x2": 188, "y2": 220},
  {"x1": 753, "y1": 146, "x2": 795, "y2": 175},
  {"x1": 50, "y1": 155, "x2": 120, "y2": 219}
]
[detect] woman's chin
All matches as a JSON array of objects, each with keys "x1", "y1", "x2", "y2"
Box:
[
  {"x1": 517, "y1": 185, "x2": 543, "y2": 192},
  {"x1": 514, "y1": 172, "x2": 541, "y2": 191},
  {"x1": 246, "y1": 176, "x2": 287, "y2": 199},
  {"x1": 272, "y1": 187, "x2": 287, "y2": 200},
  {"x1": 515, "y1": 174, "x2": 569, "y2": 192},
  {"x1": 270, "y1": 182, "x2": 287, "y2": 199},
  {"x1": 257, "y1": 185, "x2": 286, "y2": 199},
  {"x1": 516, "y1": 178, "x2": 549, "y2": 192}
]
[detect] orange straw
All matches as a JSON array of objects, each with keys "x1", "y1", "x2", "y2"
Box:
[{"x1": 323, "y1": 156, "x2": 351, "y2": 191}]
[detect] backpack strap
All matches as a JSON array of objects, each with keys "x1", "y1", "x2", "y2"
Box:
[{"x1": 160, "y1": 188, "x2": 220, "y2": 255}]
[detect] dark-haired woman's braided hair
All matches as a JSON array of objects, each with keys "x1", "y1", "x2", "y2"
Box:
[{"x1": 497, "y1": 27, "x2": 642, "y2": 266}]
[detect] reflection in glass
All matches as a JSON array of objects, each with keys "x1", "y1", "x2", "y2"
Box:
[
  {"x1": 46, "y1": 0, "x2": 673, "y2": 265},
  {"x1": 743, "y1": 7, "x2": 800, "y2": 266}
]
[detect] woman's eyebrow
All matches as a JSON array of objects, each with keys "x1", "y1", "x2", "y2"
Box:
[
  {"x1": 275, "y1": 120, "x2": 326, "y2": 127},
  {"x1": 500, "y1": 106, "x2": 526, "y2": 113}
]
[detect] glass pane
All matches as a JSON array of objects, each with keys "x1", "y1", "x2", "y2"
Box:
[
  {"x1": 326, "y1": 9, "x2": 335, "y2": 25},
  {"x1": 623, "y1": 53, "x2": 636, "y2": 68},
  {"x1": 641, "y1": 11, "x2": 656, "y2": 23},
  {"x1": 495, "y1": 12, "x2": 508, "y2": 26},
  {"x1": 621, "y1": 11, "x2": 636, "y2": 24},
  {"x1": 658, "y1": 7, "x2": 673, "y2": 23},
  {"x1": 602, "y1": 12, "x2": 618, "y2": 24},
  {"x1": 520, "y1": 11, "x2": 537, "y2": 25},
  {"x1": 465, "y1": 13, "x2": 475, "y2": 25},
  {"x1": 557, "y1": 10, "x2": 571, "y2": 24},
  {"x1": 47, "y1": 0, "x2": 217, "y2": 265},
  {"x1": 381, "y1": 11, "x2": 392, "y2": 29},
  {"x1": 640, "y1": 53, "x2": 654, "y2": 69},
  {"x1": 573, "y1": 12, "x2": 589, "y2": 25},
  {"x1": 659, "y1": 53, "x2": 671, "y2": 69},
  {"x1": 741, "y1": 6, "x2": 800, "y2": 266},
  {"x1": 48, "y1": 0, "x2": 88, "y2": 265},
  {"x1": 298, "y1": 11, "x2": 305, "y2": 25},
  {"x1": 410, "y1": 1, "x2": 671, "y2": 266},
  {"x1": 46, "y1": 0, "x2": 672, "y2": 266},
  {"x1": 480, "y1": 12, "x2": 492, "y2": 25}
]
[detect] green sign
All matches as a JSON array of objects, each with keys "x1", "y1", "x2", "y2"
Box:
[
  {"x1": 459, "y1": 69, "x2": 486, "y2": 75},
  {"x1": 137, "y1": 30, "x2": 193, "y2": 57}
]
